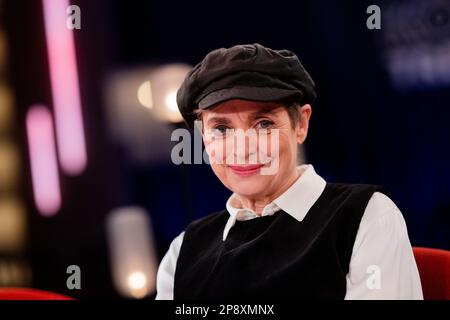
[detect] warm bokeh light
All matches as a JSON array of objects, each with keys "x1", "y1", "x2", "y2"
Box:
[
  {"x1": 127, "y1": 271, "x2": 148, "y2": 298},
  {"x1": 146, "y1": 64, "x2": 191, "y2": 123},
  {"x1": 0, "y1": 140, "x2": 19, "y2": 191},
  {"x1": 164, "y1": 90, "x2": 178, "y2": 112},
  {"x1": 128, "y1": 271, "x2": 147, "y2": 290},
  {"x1": 104, "y1": 66, "x2": 183, "y2": 165},
  {"x1": 0, "y1": 84, "x2": 13, "y2": 132},
  {"x1": 0, "y1": 198, "x2": 27, "y2": 252},
  {"x1": 0, "y1": 260, "x2": 32, "y2": 287},
  {"x1": 137, "y1": 80, "x2": 153, "y2": 109},
  {"x1": 42, "y1": 0, "x2": 87, "y2": 175},
  {"x1": 26, "y1": 105, "x2": 61, "y2": 216},
  {"x1": 106, "y1": 206, "x2": 158, "y2": 299}
]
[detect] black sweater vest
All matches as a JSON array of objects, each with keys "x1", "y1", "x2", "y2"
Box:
[{"x1": 174, "y1": 183, "x2": 386, "y2": 300}]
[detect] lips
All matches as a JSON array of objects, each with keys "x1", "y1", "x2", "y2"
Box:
[{"x1": 228, "y1": 164, "x2": 264, "y2": 177}]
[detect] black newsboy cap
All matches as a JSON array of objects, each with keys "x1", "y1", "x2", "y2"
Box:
[{"x1": 176, "y1": 43, "x2": 316, "y2": 127}]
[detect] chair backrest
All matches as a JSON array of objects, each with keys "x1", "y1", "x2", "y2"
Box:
[
  {"x1": 0, "y1": 288, "x2": 73, "y2": 300},
  {"x1": 413, "y1": 247, "x2": 450, "y2": 300}
]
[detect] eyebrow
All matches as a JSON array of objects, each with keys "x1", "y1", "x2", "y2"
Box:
[
  {"x1": 206, "y1": 116, "x2": 232, "y2": 126},
  {"x1": 248, "y1": 106, "x2": 282, "y2": 121}
]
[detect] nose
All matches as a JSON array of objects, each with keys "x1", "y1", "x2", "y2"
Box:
[{"x1": 231, "y1": 129, "x2": 258, "y2": 164}]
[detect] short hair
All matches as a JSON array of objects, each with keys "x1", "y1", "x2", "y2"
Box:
[{"x1": 284, "y1": 102, "x2": 301, "y2": 129}]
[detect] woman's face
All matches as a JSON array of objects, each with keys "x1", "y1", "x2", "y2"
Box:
[{"x1": 200, "y1": 99, "x2": 311, "y2": 200}]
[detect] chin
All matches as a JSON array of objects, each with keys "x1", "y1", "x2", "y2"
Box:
[{"x1": 228, "y1": 176, "x2": 271, "y2": 198}]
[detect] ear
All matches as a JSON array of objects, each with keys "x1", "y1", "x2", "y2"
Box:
[{"x1": 296, "y1": 104, "x2": 312, "y2": 144}]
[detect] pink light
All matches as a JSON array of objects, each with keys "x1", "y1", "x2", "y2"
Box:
[
  {"x1": 42, "y1": 0, "x2": 87, "y2": 175},
  {"x1": 26, "y1": 106, "x2": 61, "y2": 217}
]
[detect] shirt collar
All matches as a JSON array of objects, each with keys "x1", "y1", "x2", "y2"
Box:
[{"x1": 223, "y1": 164, "x2": 326, "y2": 241}]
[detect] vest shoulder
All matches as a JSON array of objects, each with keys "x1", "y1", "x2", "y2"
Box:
[
  {"x1": 186, "y1": 209, "x2": 229, "y2": 233},
  {"x1": 326, "y1": 182, "x2": 389, "y2": 195}
]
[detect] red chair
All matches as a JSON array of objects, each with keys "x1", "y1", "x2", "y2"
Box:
[
  {"x1": 413, "y1": 247, "x2": 450, "y2": 300},
  {"x1": 0, "y1": 288, "x2": 73, "y2": 300}
]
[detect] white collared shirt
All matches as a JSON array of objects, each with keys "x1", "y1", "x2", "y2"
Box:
[{"x1": 155, "y1": 164, "x2": 423, "y2": 300}]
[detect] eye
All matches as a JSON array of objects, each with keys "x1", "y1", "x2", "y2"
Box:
[
  {"x1": 214, "y1": 125, "x2": 228, "y2": 133},
  {"x1": 255, "y1": 120, "x2": 274, "y2": 130},
  {"x1": 210, "y1": 124, "x2": 231, "y2": 137}
]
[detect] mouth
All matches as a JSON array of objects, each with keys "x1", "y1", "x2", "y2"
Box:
[{"x1": 228, "y1": 164, "x2": 264, "y2": 177}]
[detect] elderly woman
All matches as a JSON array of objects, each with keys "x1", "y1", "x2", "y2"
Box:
[{"x1": 155, "y1": 44, "x2": 423, "y2": 300}]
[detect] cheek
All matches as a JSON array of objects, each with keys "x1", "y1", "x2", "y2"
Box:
[
  {"x1": 262, "y1": 132, "x2": 294, "y2": 159},
  {"x1": 276, "y1": 134, "x2": 298, "y2": 171},
  {"x1": 205, "y1": 139, "x2": 228, "y2": 164},
  {"x1": 210, "y1": 162, "x2": 223, "y2": 180}
]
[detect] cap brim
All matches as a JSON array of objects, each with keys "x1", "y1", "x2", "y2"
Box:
[{"x1": 197, "y1": 86, "x2": 302, "y2": 110}]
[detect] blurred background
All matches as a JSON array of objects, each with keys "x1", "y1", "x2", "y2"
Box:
[{"x1": 0, "y1": 0, "x2": 449, "y2": 299}]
